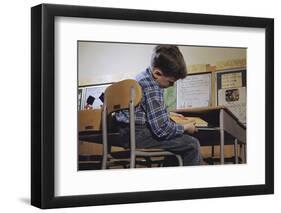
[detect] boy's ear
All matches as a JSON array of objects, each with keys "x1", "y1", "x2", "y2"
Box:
[{"x1": 152, "y1": 68, "x2": 163, "y2": 78}]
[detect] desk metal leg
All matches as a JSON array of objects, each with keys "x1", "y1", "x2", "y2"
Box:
[
  {"x1": 219, "y1": 109, "x2": 224, "y2": 164},
  {"x1": 234, "y1": 139, "x2": 238, "y2": 164},
  {"x1": 102, "y1": 106, "x2": 108, "y2": 169},
  {"x1": 239, "y1": 142, "x2": 247, "y2": 164},
  {"x1": 243, "y1": 143, "x2": 247, "y2": 163}
]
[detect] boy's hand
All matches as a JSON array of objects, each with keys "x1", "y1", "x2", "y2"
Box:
[{"x1": 183, "y1": 123, "x2": 198, "y2": 134}]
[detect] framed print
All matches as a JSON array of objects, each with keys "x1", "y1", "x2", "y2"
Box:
[{"x1": 31, "y1": 3, "x2": 274, "y2": 209}]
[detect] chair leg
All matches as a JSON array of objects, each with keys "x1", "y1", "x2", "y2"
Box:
[
  {"x1": 102, "y1": 153, "x2": 107, "y2": 169},
  {"x1": 102, "y1": 105, "x2": 108, "y2": 169},
  {"x1": 175, "y1": 154, "x2": 183, "y2": 166},
  {"x1": 130, "y1": 150, "x2": 136, "y2": 168},
  {"x1": 130, "y1": 157, "x2": 135, "y2": 168}
]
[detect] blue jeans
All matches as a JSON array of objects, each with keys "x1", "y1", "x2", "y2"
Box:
[{"x1": 117, "y1": 126, "x2": 202, "y2": 166}]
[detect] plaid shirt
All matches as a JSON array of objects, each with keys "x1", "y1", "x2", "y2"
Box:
[{"x1": 115, "y1": 68, "x2": 184, "y2": 139}]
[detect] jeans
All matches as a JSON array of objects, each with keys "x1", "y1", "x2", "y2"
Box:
[{"x1": 116, "y1": 125, "x2": 202, "y2": 166}]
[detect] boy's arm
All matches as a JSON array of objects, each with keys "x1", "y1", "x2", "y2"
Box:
[{"x1": 145, "y1": 89, "x2": 184, "y2": 139}]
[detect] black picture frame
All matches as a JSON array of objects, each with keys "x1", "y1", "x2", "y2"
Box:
[{"x1": 31, "y1": 3, "x2": 274, "y2": 209}]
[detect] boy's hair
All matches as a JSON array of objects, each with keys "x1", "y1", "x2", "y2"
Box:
[{"x1": 150, "y1": 45, "x2": 187, "y2": 79}]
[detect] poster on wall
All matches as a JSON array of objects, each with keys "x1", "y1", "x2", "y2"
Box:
[
  {"x1": 80, "y1": 84, "x2": 111, "y2": 109},
  {"x1": 78, "y1": 88, "x2": 83, "y2": 110},
  {"x1": 164, "y1": 84, "x2": 177, "y2": 111},
  {"x1": 177, "y1": 73, "x2": 212, "y2": 108},
  {"x1": 216, "y1": 69, "x2": 247, "y2": 124}
]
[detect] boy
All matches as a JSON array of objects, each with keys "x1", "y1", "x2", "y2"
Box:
[{"x1": 115, "y1": 45, "x2": 202, "y2": 166}]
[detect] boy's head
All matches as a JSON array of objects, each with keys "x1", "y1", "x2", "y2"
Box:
[{"x1": 150, "y1": 45, "x2": 187, "y2": 88}]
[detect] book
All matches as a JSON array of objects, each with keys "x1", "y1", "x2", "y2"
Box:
[{"x1": 170, "y1": 115, "x2": 208, "y2": 127}]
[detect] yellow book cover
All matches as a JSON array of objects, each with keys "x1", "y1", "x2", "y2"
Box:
[{"x1": 170, "y1": 115, "x2": 208, "y2": 127}]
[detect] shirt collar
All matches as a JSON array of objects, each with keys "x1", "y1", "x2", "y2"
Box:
[{"x1": 146, "y1": 67, "x2": 159, "y2": 87}]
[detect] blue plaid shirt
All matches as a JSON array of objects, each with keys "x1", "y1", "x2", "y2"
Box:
[{"x1": 115, "y1": 68, "x2": 184, "y2": 139}]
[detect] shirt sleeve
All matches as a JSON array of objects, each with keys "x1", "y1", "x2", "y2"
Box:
[{"x1": 144, "y1": 88, "x2": 184, "y2": 139}]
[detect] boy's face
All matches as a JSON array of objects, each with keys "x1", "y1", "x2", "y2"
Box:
[{"x1": 152, "y1": 68, "x2": 177, "y2": 88}]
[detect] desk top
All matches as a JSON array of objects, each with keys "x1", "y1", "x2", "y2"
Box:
[
  {"x1": 172, "y1": 105, "x2": 246, "y2": 129},
  {"x1": 173, "y1": 106, "x2": 227, "y2": 113}
]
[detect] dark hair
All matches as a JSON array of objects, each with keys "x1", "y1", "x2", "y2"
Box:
[{"x1": 150, "y1": 45, "x2": 187, "y2": 79}]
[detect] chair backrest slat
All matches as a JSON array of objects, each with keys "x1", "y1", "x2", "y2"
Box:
[{"x1": 104, "y1": 79, "x2": 142, "y2": 114}]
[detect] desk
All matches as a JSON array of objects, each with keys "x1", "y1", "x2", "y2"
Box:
[
  {"x1": 79, "y1": 131, "x2": 121, "y2": 145},
  {"x1": 173, "y1": 106, "x2": 246, "y2": 164}
]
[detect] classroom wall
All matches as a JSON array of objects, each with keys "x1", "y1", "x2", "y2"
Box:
[
  {"x1": 79, "y1": 42, "x2": 152, "y2": 85},
  {"x1": 78, "y1": 42, "x2": 246, "y2": 85}
]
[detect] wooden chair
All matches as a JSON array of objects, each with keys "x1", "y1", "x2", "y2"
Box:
[
  {"x1": 102, "y1": 79, "x2": 183, "y2": 169},
  {"x1": 78, "y1": 109, "x2": 124, "y2": 169}
]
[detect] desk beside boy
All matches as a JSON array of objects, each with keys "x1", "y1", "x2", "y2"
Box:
[{"x1": 115, "y1": 45, "x2": 203, "y2": 166}]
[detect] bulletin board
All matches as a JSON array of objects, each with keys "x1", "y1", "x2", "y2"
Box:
[
  {"x1": 216, "y1": 69, "x2": 247, "y2": 124},
  {"x1": 78, "y1": 83, "x2": 112, "y2": 110}
]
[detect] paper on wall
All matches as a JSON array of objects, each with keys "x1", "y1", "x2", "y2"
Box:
[
  {"x1": 177, "y1": 74, "x2": 211, "y2": 108},
  {"x1": 221, "y1": 72, "x2": 242, "y2": 89},
  {"x1": 218, "y1": 87, "x2": 246, "y2": 124}
]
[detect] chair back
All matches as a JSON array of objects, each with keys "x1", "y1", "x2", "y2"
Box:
[
  {"x1": 104, "y1": 79, "x2": 142, "y2": 114},
  {"x1": 78, "y1": 109, "x2": 102, "y2": 131}
]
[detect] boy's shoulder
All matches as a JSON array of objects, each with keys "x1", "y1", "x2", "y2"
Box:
[
  {"x1": 136, "y1": 69, "x2": 160, "y2": 92},
  {"x1": 136, "y1": 68, "x2": 159, "y2": 90}
]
